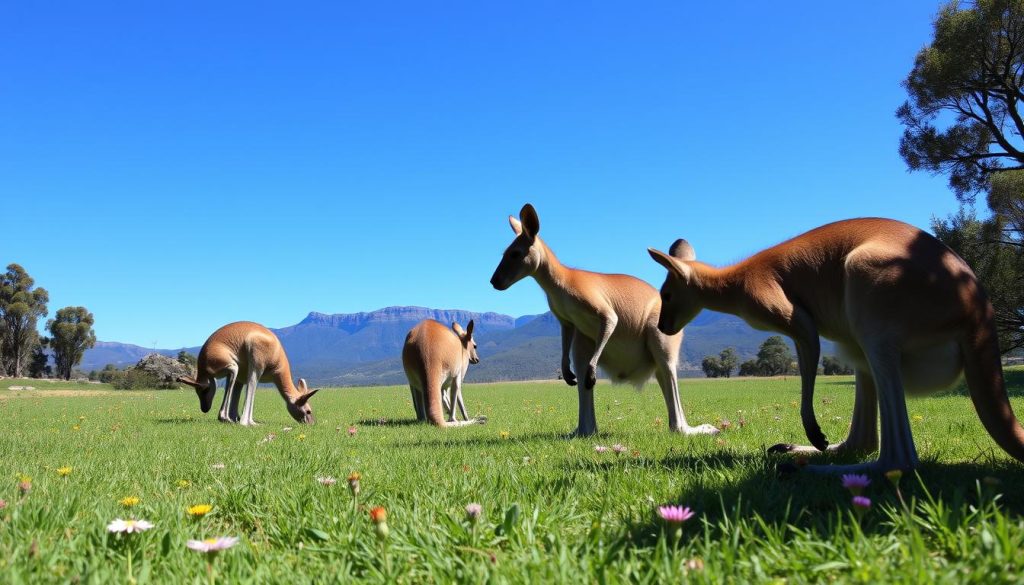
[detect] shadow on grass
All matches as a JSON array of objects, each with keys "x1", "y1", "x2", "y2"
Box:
[
  {"x1": 357, "y1": 418, "x2": 425, "y2": 427},
  {"x1": 393, "y1": 430, "x2": 574, "y2": 448},
  {"x1": 620, "y1": 445, "x2": 1024, "y2": 551},
  {"x1": 152, "y1": 416, "x2": 201, "y2": 424}
]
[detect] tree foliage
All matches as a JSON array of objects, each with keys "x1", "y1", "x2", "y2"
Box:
[
  {"x1": 0, "y1": 264, "x2": 49, "y2": 377},
  {"x1": 755, "y1": 336, "x2": 793, "y2": 376},
  {"x1": 701, "y1": 347, "x2": 739, "y2": 378},
  {"x1": 821, "y1": 355, "x2": 854, "y2": 375},
  {"x1": 47, "y1": 306, "x2": 96, "y2": 380},
  {"x1": 27, "y1": 338, "x2": 51, "y2": 378}
]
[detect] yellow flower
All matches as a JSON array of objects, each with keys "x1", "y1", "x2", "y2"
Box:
[
  {"x1": 72, "y1": 425, "x2": 81, "y2": 431},
  {"x1": 187, "y1": 504, "x2": 213, "y2": 518},
  {"x1": 297, "y1": 433, "x2": 306, "y2": 441},
  {"x1": 499, "y1": 431, "x2": 510, "y2": 440},
  {"x1": 16, "y1": 473, "x2": 32, "y2": 484},
  {"x1": 56, "y1": 466, "x2": 73, "y2": 477},
  {"x1": 912, "y1": 415, "x2": 923, "y2": 423},
  {"x1": 884, "y1": 469, "x2": 903, "y2": 485},
  {"x1": 176, "y1": 479, "x2": 191, "y2": 489},
  {"x1": 120, "y1": 496, "x2": 140, "y2": 507}
]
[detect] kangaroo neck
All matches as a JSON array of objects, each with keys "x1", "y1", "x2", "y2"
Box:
[
  {"x1": 530, "y1": 239, "x2": 572, "y2": 294},
  {"x1": 688, "y1": 261, "x2": 752, "y2": 316}
]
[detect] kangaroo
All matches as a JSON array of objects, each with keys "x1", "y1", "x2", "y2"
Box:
[
  {"x1": 649, "y1": 217, "x2": 1024, "y2": 472},
  {"x1": 176, "y1": 321, "x2": 319, "y2": 426},
  {"x1": 402, "y1": 319, "x2": 487, "y2": 427},
  {"x1": 490, "y1": 203, "x2": 718, "y2": 438}
]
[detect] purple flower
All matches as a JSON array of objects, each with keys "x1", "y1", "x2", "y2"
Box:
[
  {"x1": 841, "y1": 473, "x2": 871, "y2": 495},
  {"x1": 852, "y1": 496, "x2": 871, "y2": 510},
  {"x1": 657, "y1": 505, "x2": 695, "y2": 524},
  {"x1": 612, "y1": 444, "x2": 627, "y2": 454},
  {"x1": 465, "y1": 503, "x2": 482, "y2": 522}
]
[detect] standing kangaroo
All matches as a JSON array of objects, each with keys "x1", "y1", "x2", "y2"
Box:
[
  {"x1": 402, "y1": 319, "x2": 487, "y2": 427},
  {"x1": 490, "y1": 203, "x2": 718, "y2": 438},
  {"x1": 176, "y1": 321, "x2": 319, "y2": 426},
  {"x1": 649, "y1": 218, "x2": 1024, "y2": 472}
]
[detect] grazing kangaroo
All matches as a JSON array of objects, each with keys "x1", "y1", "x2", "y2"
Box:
[
  {"x1": 176, "y1": 321, "x2": 319, "y2": 426},
  {"x1": 649, "y1": 217, "x2": 1024, "y2": 472},
  {"x1": 402, "y1": 319, "x2": 486, "y2": 427},
  {"x1": 490, "y1": 203, "x2": 718, "y2": 438}
]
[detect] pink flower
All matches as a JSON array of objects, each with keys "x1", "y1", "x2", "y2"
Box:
[
  {"x1": 841, "y1": 473, "x2": 871, "y2": 495},
  {"x1": 657, "y1": 505, "x2": 695, "y2": 524},
  {"x1": 612, "y1": 444, "x2": 627, "y2": 454},
  {"x1": 317, "y1": 476, "x2": 337, "y2": 486},
  {"x1": 852, "y1": 496, "x2": 872, "y2": 510},
  {"x1": 594, "y1": 445, "x2": 609, "y2": 453},
  {"x1": 0, "y1": 498, "x2": 6, "y2": 510},
  {"x1": 186, "y1": 536, "x2": 239, "y2": 553},
  {"x1": 107, "y1": 518, "x2": 154, "y2": 534},
  {"x1": 347, "y1": 426, "x2": 357, "y2": 436},
  {"x1": 465, "y1": 503, "x2": 482, "y2": 522}
]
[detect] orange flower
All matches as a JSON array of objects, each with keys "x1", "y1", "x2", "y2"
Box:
[{"x1": 369, "y1": 506, "x2": 387, "y2": 524}]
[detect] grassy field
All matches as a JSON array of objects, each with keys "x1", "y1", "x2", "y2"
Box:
[{"x1": 3, "y1": 372, "x2": 1024, "y2": 583}]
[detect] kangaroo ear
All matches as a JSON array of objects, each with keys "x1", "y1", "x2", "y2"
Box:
[
  {"x1": 508, "y1": 215, "x2": 523, "y2": 235},
  {"x1": 520, "y1": 203, "x2": 540, "y2": 239},
  {"x1": 452, "y1": 322, "x2": 466, "y2": 336},
  {"x1": 466, "y1": 319, "x2": 475, "y2": 337},
  {"x1": 298, "y1": 378, "x2": 309, "y2": 392},
  {"x1": 648, "y1": 247, "x2": 690, "y2": 281},
  {"x1": 295, "y1": 388, "x2": 319, "y2": 407},
  {"x1": 669, "y1": 239, "x2": 696, "y2": 261}
]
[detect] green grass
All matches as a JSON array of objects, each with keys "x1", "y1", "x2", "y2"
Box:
[{"x1": 3, "y1": 372, "x2": 1024, "y2": 583}]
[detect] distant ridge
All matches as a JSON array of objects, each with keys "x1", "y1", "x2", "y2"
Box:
[{"x1": 81, "y1": 306, "x2": 827, "y2": 385}]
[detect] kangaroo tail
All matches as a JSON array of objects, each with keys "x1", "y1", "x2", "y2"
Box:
[
  {"x1": 424, "y1": 369, "x2": 447, "y2": 428},
  {"x1": 962, "y1": 301, "x2": 1024, "y2": 463}
]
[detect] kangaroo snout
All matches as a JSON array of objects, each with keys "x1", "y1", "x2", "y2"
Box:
[{"x1": 490, "y1": 272, "x2": 508, "y2": 291}]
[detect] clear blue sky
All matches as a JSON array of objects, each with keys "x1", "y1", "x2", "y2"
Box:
[{"x1": 1, "y1": 1, "x2": 963, "y2": 348}]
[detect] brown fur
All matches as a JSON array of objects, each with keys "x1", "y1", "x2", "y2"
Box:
[
  {"x1": 650, "y1": 217, "x2": 1024, "y2": 471},
  {"x1": 491, "y1": 204, "x2": 718, "y2": 437},
  {"x1": 401, "y1": 319, "x2": 484, "y2": 428},
  {"x1": 176, "y1": 321, "x2": 318, "y2": 425}
]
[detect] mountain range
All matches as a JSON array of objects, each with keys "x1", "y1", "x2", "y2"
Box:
[{"x1": 80, "y1": 306, "x2": 832, "y2": 385}]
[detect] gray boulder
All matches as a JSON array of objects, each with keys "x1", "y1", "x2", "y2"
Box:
[{"x1": 133, "y1": 353, "x2": 194, "y2": 389}]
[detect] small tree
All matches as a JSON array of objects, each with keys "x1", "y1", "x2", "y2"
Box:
[
  {"x1": 0, "y1": 264, "x2": 49, "y2": 377},
  {"x1": 718, "y1": 347, "x2": 738, "y2": 378},
  {"x1": 27, "y1": 338, "x2": 50, "y2": 378},
  {"x1": 822, "y1": 355, "x2": 854, "y2": 375},
  {"x1": 701, "y1": 356, "x2": 724, "y2": 378},
  {"x1": 756, "y1": 336, "x2": 794, "y2": 377},
  {"x1": 98, "y1": 364, "x2": 119, "y2": 383},
  {"x1": 738, "y1": 359, "x2": 760, "y2": 377},
  {"x1": 47, "y1": 307, "x2": 96, "y2": 380}
]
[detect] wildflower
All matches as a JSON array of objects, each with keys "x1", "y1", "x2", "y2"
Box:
[
  {"x1": 885, "y1": 469, "x2": 902, "y2": 486},
  {"x1": 107, "y1": 518, "x2": 155, "y2": 534},
  {"x1": 187, "y1": 504, "x2": 213, "y2": 518},
  {"x1": 631, "y1": 449, "x2": 641, "y2": 458},
  {"x1": 347, "y1": 426, "x2": 357, "y2": 436},
  {"x1": 717, "y1": 419, "x2": 732, "y2": 431},
  {"x1": 0, "y1": 498, "x2": 7, "y2": 510},
  {"x1": 119, "y1": 496, "x2": 140, "y2": 507},
  {"x1": 657, "y1": 505, "x2": 695, "y2": 524},
  {"x1": 296, "y1": 433, "x2": 306, "y2": 441},
  {"x1": 282, "y1": 426, "x2": 293, "y2": 432},
  {"x1": 176, "y1": 479, "x2": 191, "y2": 489},
  {"x1": 841, "y1": 473, "x2": 871, "y2": 495},
  {"x1": 852, "y1": 496, "x2": 872, "y2": 516},
  {"x1": 317, "y1": 476, "x2": 337, "y2": 486},
  {"x1": 612, "y1": 444, "x2": 627, "y2": 454},
  {"x1": 737, "y1": 416, "x2": 747, "y2": 428},
  {"x1": 347, "y1": 471, "x2": 361, "y2": 496},
  {"x1": 260, "y1": 433, "x2": 276, "y2": 443},
  {"x1": 18, "y1": 480, "x2": 31, "y2": 495},
  {"x1": 686, "y1": 558, "x2": 705, "y2": 571},
  {"x1": 465, "y1": 503, "x2": 482, "y2": 523},
  {"x1": 377, "y1": 417, "x2": 387, "y2": 426},
  {"x1": 186, "y1": 536, "x2": 239, "y2": 554},
  {"x1": 369, "y1": 506, "x2": 389, "y2": 540},
  {"x1": 72, "y1": 425, "x2": 81, "y2": 431},
  {"x1": 912, "y1": 415, "x2": 923, "y2": 423},
  {"x1": 499, "y1": 430, "x2": 510, "y2": 440},
  {"x1": 57, "y1": 466, "x2": 72, "y2": 477},
  {"x1": 594, "y1": 445, "x2": 609, "y2": 453}
]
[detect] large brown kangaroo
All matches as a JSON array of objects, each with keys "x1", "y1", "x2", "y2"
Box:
[
  {"x1": 402, "y1": 319, "x2": 487, "y2": 428},
  {"x1": 490, "y1": 203, "x2": 718, "y2": 438},
  {"x1": 649, "y1": 217, "x2": 1024, "y2": 472},
  {"x1": 176, "y1": 321, "x2": 318, "y2": 425}
]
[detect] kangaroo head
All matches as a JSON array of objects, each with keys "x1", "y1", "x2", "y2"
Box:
[
  {"x1": 648, "y1": 239, "x2": 701, "y2": 335},
  {"x1": 452, "y1": 319, "x2": 480, "y2": 365},
  {"x1": 287, "y1": 378, "x2": 319, "y2": 424},
  {"x1": 178, "y1": 376, "x2": 217, "y2": 413},
  {"x1": 490, "y1": 203, "x2": 543, "y2": 291}
]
